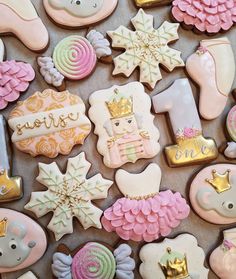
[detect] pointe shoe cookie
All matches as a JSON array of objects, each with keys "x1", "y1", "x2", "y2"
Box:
[
  {"x1": 0, "y1": 0, "x2": 49, "y2": 52},
  {"x1": 186, "y1": 37, "x2": 235, "y2": 120}
]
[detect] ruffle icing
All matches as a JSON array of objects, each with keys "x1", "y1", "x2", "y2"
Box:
[{"x1": 102, "y1": 190, "x2": 190, "y2": 242}]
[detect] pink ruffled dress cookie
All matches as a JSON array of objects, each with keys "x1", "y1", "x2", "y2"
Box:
[
  {"x1": 172, "y1": 0, "x2": 236, "y2": 34},
  {"x1": 102, "y1": 164, "x2": 190, "y2": 242}
]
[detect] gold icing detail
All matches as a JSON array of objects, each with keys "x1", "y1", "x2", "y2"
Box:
[
  {"x1": 206, "y1": 169, "x2": 231, "y2": 193},
  {"x1": 125, "y1": 192, "x2": 158, "y2": 200},
  {"x1": 0, "y1": 170, "x2": 22, "y2": 202},
  {"x1": 0, "y1": 217, "x2": 8, "y2": 237},
  {"x1": 134, "y1": 0, "x2": 171, "y2": 7}
]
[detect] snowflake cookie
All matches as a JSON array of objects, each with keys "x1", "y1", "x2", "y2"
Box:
[
  {"x1": 108, "y1": 9, "x2": 184, "y2": 89},
  {"x1": 25, "y1": 152, "x2": 113, "y2": 240}
]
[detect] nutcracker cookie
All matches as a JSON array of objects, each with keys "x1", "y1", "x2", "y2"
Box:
[
  {"x1": 89, "y1": 82, "x2": 160, "y2": 168},
  {"x1": 43, "y1": 0, "x2": 118, "y2": 29},
  {"x1": 134, "y1": 0, "x2": 172, "y2": 8},
  {"x1": 139, "y1": 234, "x2": 209, "y2": 279},
  {"x1": 0, "y1": 0, "x2": 49, "y2": 52},
  {"x1": 0, "y1": 208, "x2": 47, "y2": 273},
  {"x1": 25, "y1": 153, "x2": 113, "y2": 240},
  {"x1": 190, "y1": 164, "x2": 236, "y2": 224},
  {"x1": 37, "y1": 31, "x2": 112, "y2": 90},
  {"x1": 8, "y1": 89, "x2": 91, "y2": 158},
  {"x1": 186, "y1": 37, "x2": 235, "y2": 120},
  {"x1": 102, "y1": 163, "x2": 190, "y2": 242},
  {"x1": 224, "y1": 104, "x2": 236, "y2": 159},
  {"x1": 52, "y1": 242, "x2": 135, "y2": 279},
  {"x1": 108, "y1": 9, "x2": 184, "y2": 90},
  {"x1": 152, "y1": 78, "x2": 218, "y2": 167}
]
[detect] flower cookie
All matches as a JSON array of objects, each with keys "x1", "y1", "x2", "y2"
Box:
[
  {"x1": 25, "y1": 153, "x2": 113, "y2": 240},
  {"x1": 43, "y1": 0, "x2": 118, "y2": 29},
  {"x1": 171, "y1": 0, "x2": 236, "y2": 35},
  {"x1": 134, "y1": 0, "x2": 172, "y2": 7},
  {"x1": 108, "y1": 9, "x2": 184, "y2": 90},
  {"x1": 0, "y1": 0, "x2": 49, "y2": 52},
  {"x1": 224, "y1": 104, "x2": 236, "y2": 159},
  {"x1": 37, "y1": 31, "x2": 112, "y2": 90},
  {"x1": 52, "y1": 242, "x2": 135, "y2": 279},
  {"x1": 152, "y1": 78, "x2": 218, "y2": 167},
  {"x1": 190, "y1": 164, "x2": 236, "y2": 224},
  {"x1": 0, "y1": 208, "x2": 47, "y2": 274},
  {"x1": 139, "y1": 234, "x2": 209, "y2": 279},
  {"x1": 186, "y1": 37, "x2": 235, "y2": 120},
  {"x1": 89, "y1": 82, "x2": 160, "y2": 168},
  {"x1": 8, "y1": 89, "x2": 91, "y2": 158},
  {"x1": 102, "y1": 163, "x2": 190, "y2": 242}
]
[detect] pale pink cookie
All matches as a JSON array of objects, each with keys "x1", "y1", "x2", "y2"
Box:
[
  {"x1": 102, "y1": 163, "x2": 190, "y2": 242},
  {"x1": 186, "y1": 37, "x2": 235, "y2": 120},
  {"x1": 89, "y1": 82, "x2": 160, "y2": 168},
  {"x1": 190, "y1": 164, "x2": 236, "y2": 224},
  {"x1": 0, "y1": 0, "x2": 49, "y2": 52},
  {"x1": 152, "y1": 78, "x2": 218, "y2": 167},
  {"x1": 43, "y1": 0, "x2": 118, "y2": 28},
  {"x1": 8, "y1": 89, "x2": 91, "y2": 158},
  {"x1": 0, "y1": 208, "x2": 47, "y2": 274},
  {"x1": 224, "y1": 105, "x2": 236, "y2": 159}
]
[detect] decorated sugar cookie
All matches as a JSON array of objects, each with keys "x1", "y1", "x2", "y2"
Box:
[
  {"x1": 102, "y1": 163, "x2": 190, "y2": 242},
  {"x1": 43, "y1": 0, "x2": 118, "y2": 29},
  {"x1": 108, "y1": 9, "x2": 184, "y2": 89},
  {"x1": 89, "y1": 82, "x2": 160, "y2": 168},
  {"x1": 37, "y1": 31, "x2": 111, "y2": 90},
  {"x1": 152, "y1": 78, "x2": 218, "y2": 167},
  {"x1": 17, "y1": 271, "x2": 37, "y2": 279},
  {"x1": 134, "y1": 0, "x2": 172, "y2": 7},
  {"x1": 186, "y1": 37, "x2": 235, "y2": 120},
  {"x1": 52, "y1": 242, "x2": 135, "y2": 279},
  {"x1": 0, "y1": 0, "x2": 49, "y2": 52},
  {"x1": 0, "y1": 39, "x2": 4, "y2": 62},
  {"x1": 139, "y1": 234, "x2": 209, "y2": 279},
  {"x1": 224, "y1": 104, "x2": 236, "y2": 159},
  {"x1": 0, "y1": 115, "x2": 22, "y2": 203},
  {"x1": 25, "y1": 153, "x2": 113, "y2": 240},
  {"x1": 8, "y1": 89, "x2": 91, "y2": 158},
  {"x1": 0, "y1": 208, "x2": 47, "y2": 273},
  {"x1": 190, "y1": 164, "x2": 236, "y2": 224}
]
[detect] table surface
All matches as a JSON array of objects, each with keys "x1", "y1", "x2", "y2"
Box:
[{"x1": 1, "y1": 1, "x2": 236, "y2": 278}]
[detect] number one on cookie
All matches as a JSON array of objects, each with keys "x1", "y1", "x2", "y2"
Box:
[{"x1": 152, "y1": 78, "x2": 218, "y2": 167}]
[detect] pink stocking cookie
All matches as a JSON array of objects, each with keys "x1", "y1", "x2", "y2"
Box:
[
  {"x1": 186, "y1": 37, "x2": 235, "y2": 120},
  {"x1": 152, "y1": 78, "x2": 218, "y2": 167}
]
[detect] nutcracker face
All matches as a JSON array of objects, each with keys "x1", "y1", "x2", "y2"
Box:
[{"x1": 111, "y1": 114, "x2": 138, "y2": 136}]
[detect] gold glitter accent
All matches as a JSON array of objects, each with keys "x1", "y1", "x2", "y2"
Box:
[
  {"x1": 206, "y1": 169, "x2": 231, "y2": 194},
  {"x1": 134, "y1": 0, "x2": 172, "y2": 7},
  {"x1": 0, "y1": 218, "x2": 8, "y2": 237},
  {"x1": 125, "y1": 192, "x2": 158, "y2": 200}
]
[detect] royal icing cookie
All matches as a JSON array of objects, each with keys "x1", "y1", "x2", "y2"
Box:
[
  {"x1": 102, "y1": 163, "x2": 190, "y2": 242},
  {"x1": 8, "y1": 89, "x2": 91, "y2": 158},
  {"x1": 89, "y1": 82, "x2": 160, "y2": 168},
  {"x1": 25, "y1": 153, "x2": 113, "y2": 241},
  {"x1": 0, "y1": 115, "x2": 22, "y2": 202},
  {"x1": 210, "y1": 228, "x2": 236, "y2": 279},
  {"x1": 224, "y1": 105, "x2": 236, "y2": 159},
  {"x1": 134, "y1": 0, "x2": 172, "y2": 7},
  {"x1": 0, "y1": 0, "x2": 49, "y2": 52},
  {"x1": 152, "y1": 78, "x2": 218, "y2": 167},
  {"x1": 0, "y1": 208, "x2": 47, "y2": 273},
  {"x1": 17, "y1": 271, "x2": 37, "y2": 279},
  {"x1": 37, "y1": 31, "x2": 111, "y2": 89},
  {"x1": 108, "y1": 9, "x2": 184, "y2": 90},
  {"x1": 52, "y1": 242, "x2": 135, "y2": 279},
  {"x1": 0, "y1": 39, "x2": 4, "y2": 62},
  {"x1": 186, "y1": 37, "x2": 235, "y2": 120},
  {"x1": 139, "y1": 234, "x2": 209, "y2": 279},
  {"x1": 43, "y1": 0, "x2": 118, "y2": 28},
  {"x1": 172, "y1": 0, "x2": 236, "y2": 34}
]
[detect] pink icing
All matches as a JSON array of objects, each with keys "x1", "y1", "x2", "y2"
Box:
[
  {"x1": 102, "y1": 190, "x2": 190, "y2": 242},
  {"x1": 172, "y1": 0, "x2": 236, "y2": 33},
  {"x1": 0, "y1": 60, "x2": 35, "y2": 110}
]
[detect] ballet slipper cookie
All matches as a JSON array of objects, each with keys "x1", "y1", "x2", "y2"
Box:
[
  {"x1": 17, "y1": 272, "x2": 38, "y2": 279},
  {"x1": 89, "y1": 82, "x2": 160, "y2": 168},
  {"x1": 134, "y1": 0, "x2": 172, "y2": 8},
  {"x1": 37, "y1": 31, "x2": 112, "y2": 90},
  {"x1": 102, "y1": 164, "x2": 190, "y2": 242},
  {"x1": 152, "y1": 78, "x2": 218, "y2": 167},
  {"x1": 108, "y1": 9, "x2": 184, "y2": 90},
  {"x1": 0, "y1": 208, "x2": 47, "y2": 273},
  {"x1": 210, "y1": 228, "x2": 236, "y2": 279},
  {"x1": 0, "y1": 0, "x2": 49, "y2": 52},
  {"x1": 139, "y1": 234, "x2": 209, "y2": 279},
  {"x1": 224, "y1": 105, "x2": 236, "y2": 159},
  {"x1": 0, "y1": 115, "x2": 22, "y2": 203},
  {"x1": 8, "y1": 89, "x2": 91, "y2": 158},
  {"x1": 186, "y1": 37, "x2": 235, "y2": 120},
  {"x1": 43, "y1": 0, "x2": 118, "y2": 29},
  {"x1": 171, "y1": 0, "x2": 236, "y2": 35},
  {"x1": 25, "y1": 153, "x2": 113, "y2": 240},
  {"x1": 52, "y1": 242, "x2": 135, "y2": 279},
  {"x1": 190, "y1": 164, "x2": 236, "y2": 224}
]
